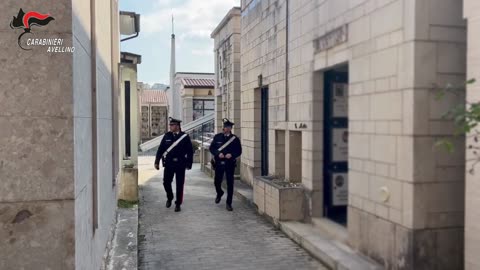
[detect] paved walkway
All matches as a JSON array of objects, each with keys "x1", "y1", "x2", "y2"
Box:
[{"x1": 138, "y1": 157, "x2": 327, "y2": 270}]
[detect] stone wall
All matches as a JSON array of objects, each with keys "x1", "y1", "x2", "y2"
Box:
[
  {"x1": 241, "y1": 0, "x2": 466, "y2": 269},
  {"x1": 241, "y1": 0, "x2": 287, "y2": 186},
  {"x1": 0, "y1": 0, "x2": 75, "y2": 269},
  {"x1": 0, "y1": 0, "x2": 120, "y2": 269},
  {"x1": 464, "y1": 1, "x2": 480, "y2": 269},
  {"x1": 140, "y1": 105, "x2": 167, "y2": 139},
  {"x1": 212, "y1": 8, "x2": 242, "y2": 135}
]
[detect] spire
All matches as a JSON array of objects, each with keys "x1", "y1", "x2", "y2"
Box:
[
  {"x1": 169, "y1": 13, "x2": 177, "y2": 118},
  {"x1": 171, "y1": 14, "x2": 175, "y2": 38}
]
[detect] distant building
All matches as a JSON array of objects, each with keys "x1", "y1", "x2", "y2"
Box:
[
  {"x1": 151, "y1": 83, "x2": 169, "y2": 90},
  {"x1": 137, "y1": 82, "x2": 151, "y2": 90},
  {"x1": 176, "y1": 73, "x2": 215, "y2": 124},
  {"x1": 140, "y1": 90, "x2": 168, "y2": 141},
  {"x1": 138, "y1": 82, "x2": 168, "y2": 91}
]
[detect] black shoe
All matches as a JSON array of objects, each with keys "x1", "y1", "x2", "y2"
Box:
[
  {"x1": 175, "y1": 205, "x2": 181, "y2": 212},
  {"x1": 226, "y1": 205, "x2": 233, "y2": 211},
  {"x1": 166, "y1": 200, "x2": 172, "y2": 208},
  {"x1": 215, "y1": 193, "x2": 223, "y2": 204}
]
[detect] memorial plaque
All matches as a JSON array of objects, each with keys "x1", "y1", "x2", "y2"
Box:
[
  {"x1": 314, "y1": 25, "x2": 348, "y2": 53},
  {"x1": 333, "y1": 83, "x2": 348, "y2": 118},
  {"x1": 332, "y1": 173, "x2": 348, "y2": 206},
  {"x1": 332, "y1": 128, "x2": 348, "y2": 162}
]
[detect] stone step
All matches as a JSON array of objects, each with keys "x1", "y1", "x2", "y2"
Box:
[
  {"x1": 279, "y1": 221, "x2": 383, "y2": 270},
  {"x1": 227, "y1": 178, "x2": 383, "y2": 270},
  {"x1": 311, "y1": 217, "x2": 349, "y2": 246}
]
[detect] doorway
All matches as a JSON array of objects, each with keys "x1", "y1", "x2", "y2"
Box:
[
  {"x1": 323, "y1": 66, "x2": 349, "y2": 225},
  {"x1": 125, "y1": 81, "x2": 131, "y2": 158},
  {"x1": 261, "y1": 86, "x2": 269, "y2": 176}
]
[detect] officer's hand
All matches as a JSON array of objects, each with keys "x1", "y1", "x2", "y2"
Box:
[
  {"x1": 226, "y1": 154, "x2": 232, "y2": 159},
  {"x1": 154, "y1": 163, "x2": 159, "y2": 170},
  {"x1": 219, "y1": 153, "x2": 225, "y2": 159},
  {"x1": 186, "y1": 165, "x2": 192, "y2": 170}
]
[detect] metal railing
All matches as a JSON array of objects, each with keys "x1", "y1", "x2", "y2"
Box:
[{"x1": 139, "y1": 113, "x2": 215, "y2": 152}]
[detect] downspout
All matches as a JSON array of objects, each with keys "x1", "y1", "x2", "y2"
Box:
[
  {"x1": 90, "y1": 0, "x2": 98, "y2": 231},
  {"x1": 111, "y1": 0, "x2": 118, "y2": 187},
  {"x1": 285, "y1": 0, "x2": 290, "y2": 122}
]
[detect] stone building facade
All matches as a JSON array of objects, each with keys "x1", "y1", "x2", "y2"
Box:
[
  {"x1": 240, "y1": 0, "x2": 467, "y2": 269},
  {"x1": 0, "y1": 0, "x2": 120, "y2": 269},
  {"x1": 177, "y1": 74, "x2": 215, "y2": 124},
  {"x1": 211, "y1": 7, "x2": 242, "y2": 134},
  {"x1": 464, "y1": 1, "x2": 480, "y2": 269}
]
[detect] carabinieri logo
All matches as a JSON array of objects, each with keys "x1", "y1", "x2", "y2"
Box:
[{"x1": 10, "y1": 8, "x2": 55, "y2": 50}]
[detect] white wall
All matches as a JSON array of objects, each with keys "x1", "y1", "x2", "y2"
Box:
[{"x1": 73, "y1": 0, "x2": 118, "y2": 269}]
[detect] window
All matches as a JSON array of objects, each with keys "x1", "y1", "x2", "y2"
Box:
[{"x1": 193, "y1": 99, "x2": 214, "y2": 120}]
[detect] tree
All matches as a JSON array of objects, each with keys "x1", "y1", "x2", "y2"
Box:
[{"x1": 435, "y1": 78, "x2": 477, "y2": 174}]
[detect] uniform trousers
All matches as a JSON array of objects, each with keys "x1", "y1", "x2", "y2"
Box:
[{"x1": 163, "y1": 165, "x2": 186, "y2": 205}]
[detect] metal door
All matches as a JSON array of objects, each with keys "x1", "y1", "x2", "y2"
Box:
[
  {"x1": 261, "y1": 87, "x2": 269, "y2": 176},
  {"x1": 323, "y1": 70, "x2": 348, "y2": 225}
]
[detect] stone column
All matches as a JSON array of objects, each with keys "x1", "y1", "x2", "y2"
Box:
[
  {"x1": 183, "y1": 96, "x2": 194, "y2": 124},
  {"x1": 464, "y1": 1, "x2": 480, "y2": 269}
]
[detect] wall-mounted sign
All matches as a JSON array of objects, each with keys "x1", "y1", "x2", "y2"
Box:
[
  {"x1": 314, "y1": 25, "x2": 348, "y2": 53},
  {"x1": 333, "y1": 83, "x2": 348, "y2": 118},
  {"x1": 332, "y1": 128, "x2": 348, "y2": 162},
  {"x1": 332, "y1": 173, "x2": 348, "y2": 206}
]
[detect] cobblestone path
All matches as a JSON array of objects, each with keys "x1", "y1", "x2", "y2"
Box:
[{"x1": 138, "y1": 158, "x2": 327, "y2": 270}]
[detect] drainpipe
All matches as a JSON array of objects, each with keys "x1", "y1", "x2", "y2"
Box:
[
  {"x1": 285, "y1": 0, "x2": 290, "y2": 122},
  {"x1": 91, "y1": 0, "x2": 98, "y2": 231}
]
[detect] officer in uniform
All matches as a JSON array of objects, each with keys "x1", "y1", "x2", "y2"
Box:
[
  {"x1": 154, "y1": 117, "x2": 193, "y2": 212},
  {"x1": 209, "y1": 119, "x2": 242, "y2": 211}
]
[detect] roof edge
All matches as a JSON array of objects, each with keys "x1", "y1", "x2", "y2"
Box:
[
  {"x1": 210, "y1": 7, "x2": 241, "y2": 38},
  {"x1": 176, "y1": 72, "x2": 215, "y2": 75}
]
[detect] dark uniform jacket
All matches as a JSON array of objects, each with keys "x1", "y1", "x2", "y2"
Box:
[
  {"x1": 155, "y1": 131, "x2": 193, "y2": 169},
  {"x1": 209, "y1": 133, "x2": 242, "y2": 165}
]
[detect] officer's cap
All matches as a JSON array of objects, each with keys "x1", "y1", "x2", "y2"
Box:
[
  {"x1": 223, "y1": 118, "x2": 234, "y2": 128},
  {"x1": 169, "y1": 117, "x2": 182, "y2": 125}
]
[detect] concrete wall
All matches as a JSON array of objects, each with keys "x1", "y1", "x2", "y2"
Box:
[
  {"x1": 464, "y1": 1, "x2": 480, "y2": 269},
  {"x1": 241, "y1": 0, "x2": 466, "y2": 269},
  {"x1": 73, "y1": 0, "x2": 119, "y2": 269}
]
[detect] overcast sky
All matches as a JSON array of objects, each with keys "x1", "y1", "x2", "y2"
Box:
[{"x1": 120, "y1": 0, "x2": 240, "y2": 86}]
